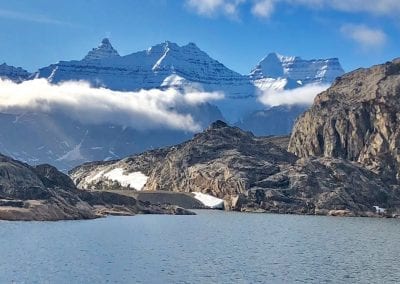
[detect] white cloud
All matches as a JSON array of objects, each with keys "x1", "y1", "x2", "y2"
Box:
[
  {"x1": 275, "y1": 0, "x2": 400, "y2": 16},
  {"x1": 0, "y1": 79, "x2": 224, "y2": 132},
  {"x1": 258, "y1": 83, "x2": 329, "y2": 106},
  {"x1": 185, "y1": 0, "x2": 245, "y2": 17},
  {"x1": 186, "y1": 0, "x2": 400, "y2": 18},
  {"x1": 251, "y1": 0, "x2": 276, "y2": 18},
  {"x1": 327, "y1": 0, "x2": 400, "y2": 16},
  {"x1": 184, "y1": 91, "x2": 224, "y2": 104},
  {"x1": 340, "y1": 24, "x2": 387, "y2": 49}
]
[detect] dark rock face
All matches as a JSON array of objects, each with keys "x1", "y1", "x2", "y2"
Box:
[
  {"x1": 33, "y1": 164, "x2": 76, "y2": 190},
  {"x1": 71, "y1": 120, "x2": 400, "y2": 216},
  {"x1": 0, "y1": 154, "x2": 193, "y2": 221},
  {"x1": 232, "y1": 157, "x2": 398, "y2": 215},
  {"x1": 288, "y1": 58, "x2": 400, "y2": 184},
  {"x1": 145, "y1": 121, "x2": 297, "y2": 197},
  {"x1": 0, "y1": 154, "x2": 53, "y2": 200}
]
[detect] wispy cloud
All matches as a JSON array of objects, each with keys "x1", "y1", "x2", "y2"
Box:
[
  {"x1": 258, "y1": 83, "x2": 329, "y2": 106},
  {"x1": 185, "y1": 0, "x2": 245, "y2": 18},
  {"x1": 251, "y1": 0, "x2": 276, "y2": 18},
  {"x1": 340, "y1": 24, "x2": 387, "y2": 50},
  {"x1": 185, "y1": 0, "x2": 400, "y2": 19},
  {"x1": 0, "y1": 79, "x2": 224, "y2": 132},
  {"x1": 0, "y1": 9, "x2": 73, "y2": 26},
  {"x1": 326, "y1": 0, "x2": 400, "y2": 16}
]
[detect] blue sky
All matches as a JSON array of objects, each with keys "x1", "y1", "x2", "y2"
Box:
[{"x1": 0, "y1": 0, "x2": 398, "y2": 74}]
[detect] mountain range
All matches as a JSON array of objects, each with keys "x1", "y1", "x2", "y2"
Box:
[
  {"x1": 0, "y1": 38, "x2": 344, "y2": 170},
  {"x1": 70, "y1": 58, "x2": 400, "y2": 217}
]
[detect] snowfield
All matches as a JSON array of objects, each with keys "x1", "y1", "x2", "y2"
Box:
[
  {"x1": 103, "y1": 168, "x2": 148, "y2": 190},
  {"x1": 193, "y1": 192, "x2": 224, "y2": 209}
]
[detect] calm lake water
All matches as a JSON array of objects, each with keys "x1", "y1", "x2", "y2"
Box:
[{"x1": 1, "y1": 210, "x2": 399, "y2": 283}]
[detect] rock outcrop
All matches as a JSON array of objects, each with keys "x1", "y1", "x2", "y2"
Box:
[
  {"x1": 288, "y1": 58, "x2": 400, "y2": 184},
  {"x1": 144, "y1": 121, "x2": 297, "y2": 197},
  {"x1": 71, "y1": 121, "x2": 400, "y2": 216},
  {"x1": 232, "y1": 157, "x2": 398, "y2": 216},
  {"x1": 0, "y1": 154, "x2": 193, "y2": 221}
]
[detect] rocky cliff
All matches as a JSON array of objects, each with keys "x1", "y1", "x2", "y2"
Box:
[
  {"x1": 288, "y1": 58, "x2": 400, "y2": 184},
  {"x1": 0, "y1": 154, "x2": 193, "y2": 221},
  {"x1": 71, "y1": 121, "x2": 400, "y2": 216}
]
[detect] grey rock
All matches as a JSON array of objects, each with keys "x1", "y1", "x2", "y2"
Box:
[
  {"x1": 289, "y1": 58, "x2": 400, "y2": 184},
  {"x1": 0, "y1": 153, "x2": 194, "y2": 221},
  {"x1": 71, "y1": 120, "x2": 399, "y2": 216}
]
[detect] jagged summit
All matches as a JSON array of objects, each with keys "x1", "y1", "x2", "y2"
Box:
[
  {"x1": 250, "y1": 52, "x2": 345, "y2": 84},
  {"x1": 101, "y1": 38, "x2": 111, "y2": 45},
  {"x1": 0, "y1": 63, "x2": 31, "y2": 82},
  {"x1": 35, "y1": 39, "x2": 255, "y2": 123},
  {"x1": 252, "y1": 53, "x2": 285, "y2": 79},
  {"x1": 208, "y1": 120, "x2": 228, "y2": 130},
  {"x1": 83, "y1": 38, "x2": 120, "y2": 61}
]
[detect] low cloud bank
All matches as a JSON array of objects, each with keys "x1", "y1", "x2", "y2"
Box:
[
  {"x1": 258, "y1": 83, "x2": 329, "y2": 107},
  {"x1": 0, "y1": 79, "x2": 224, "y2": 132}
]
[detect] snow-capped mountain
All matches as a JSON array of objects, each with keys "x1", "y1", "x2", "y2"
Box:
[
  {"x1": 0, "y1": 63, "x2": 31, "y2": 83},
  {"x1": 240, "y1": 52, "x2": 345, "y2": 135},
  {"x1": 33, "y1": 39, "x2": 345, "y2": 123},
  {"x1": 0, "y1": 39, "x2": 346, "y2": 169},
  {"x1": 83, "y1": 38, "x2": 120, "y2": 61},
  {"x1": 34, "y1": 39, "x2": 258, "y2": 121},
  {"x1": 37, "y1": 40, "x2": 251, "y2": 93},
  {"x1": 250, "y1": 52, "x2": 345, "y2": 87}
]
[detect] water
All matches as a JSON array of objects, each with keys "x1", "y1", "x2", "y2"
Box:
[{"x1": 1, "y1": 210, "x2": 399, "y2": 283}]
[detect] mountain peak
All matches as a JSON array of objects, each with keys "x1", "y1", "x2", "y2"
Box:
[
  {"x1": 208, "y1": 120, "x2": 228, "y2": 130},
  {"x1": 101, "y1": 38, "x2": 111, "y2": 45},
  {"x1": 0, "y1": 62, "x2": 31, "y2": 82},
  {"x1": 250, "y1": 52, "x2": 345, "y2": 84},
  {"x1": 83, "y1": 38, "x2": 120, "y2": 61}
]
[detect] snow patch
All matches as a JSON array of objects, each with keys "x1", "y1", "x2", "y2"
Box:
[
  {"x1": 103, "y1": 168, "x2": 148, "y2": 190},
  {"x1": 373, "y1": 206, "x2": 386, "y2": 214},
  {"x1": 193, "y1": 192, "x2": 224, "y2": 209}
]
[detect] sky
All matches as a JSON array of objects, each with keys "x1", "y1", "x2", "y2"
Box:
[{"x1": 0, "y1": 0, "x2": 399, "y2": 74}]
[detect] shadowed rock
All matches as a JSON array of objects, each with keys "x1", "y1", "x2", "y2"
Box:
[{"x1": 0, "y1": 154, "x2": 194, "y2": 221}]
